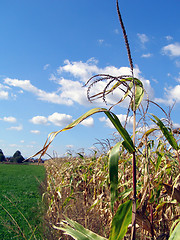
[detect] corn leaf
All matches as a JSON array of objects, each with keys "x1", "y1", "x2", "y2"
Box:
[
  {"x1": 109, "y1": 142, "x2": 121, "y2": 212},
  {"x1": 28, "y1": 107, "x2": 108, "y2": 159},
  {"x1": 151, "y1": 114, "x2": 179, "y2": 151},
  {"x1": 29, "y1": 108, "x2": 135, "y2": 160},
  {"x1": 155, "y1": 152, "x2": 163, "y2": 172},
  {"x1": 105, "y1": 111, "x2": 135, "y2": 153},
  {"x1": 109, "y1": 77, "x2": 144, "y2": 110},
  {"x1": 142, "y1": 128, "x2": 158, "y2": 138},
  {"x1": 54, "y1": 216, "x2": 107, "y2": 240},
  {"x1": 169, "y1": 221, "x2": 180, "y2": 240},
  {"x1": 131, "y1": 81, "x2": 144, "y2": 110},
  {"x1": 163, "y1": 183, "x2": 180, "y2": 203},
  {"x1": 108, "y1": 77, "x2": 133, "y2": 103},
  {"x1": 109, "y1": 200, "x2": 132, "y2": 240}
]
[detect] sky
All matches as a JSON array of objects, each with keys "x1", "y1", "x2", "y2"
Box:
[{"x1": 0, "y1": 0, "x2": 180, "y2": 158}]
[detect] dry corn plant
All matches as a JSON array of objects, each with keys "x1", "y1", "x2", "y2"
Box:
[
  {"x1": 29, "y1": 0, "x2": 180, "y2": 239},
  {"x1": 43, "y1": 154, "x2": 112, "y2": 239}
]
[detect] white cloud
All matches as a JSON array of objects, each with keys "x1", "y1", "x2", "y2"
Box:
[
  {"x1": 154, "y1": 97, "x2": 172, "y2": 106},
  {"x1": 175, "y1": 73, "x2": 180, "y2": 82},
  {"x1": 30, "y1": 130, "x2": 40, "y2": 134},
  {"x1": 7, "y1": 125, "x2": 23, "y2": 131},
  {"x1": 80, "y1": 117, "x2": 94, "y2": 127},
  {"x1": 4, "y1": 78, "x2": 73, "y2": 105},
  {"x1": 0, "y1": 83, "x2": 10, "y2": 90},
  {"x1": 152, "y1": 78, "x2": 158, "y2": 84},
  {"x1": 4, "y1": 59, "x2": 154, "y2": 108},
  {"x1": 58, "y1": 59, "x2": 139, "y2": 83},
  {"x1": 162, "y1": 42, "x2": 180, "y2": 57},
  {"x1": 155, "y1": 84, "x2": 180, "y2": 105},
  {"x1": 0, "y1": 90, "x2": 8, "y2": 99},
  {"x1": 58, "y1": 58, "x2": 99, "y2": 83},
  {"x1": 30, "y1": 116, "x2": 48, "y2": 125},
  {"x1": 99, "y1": 114, "x2": 133, "y2": 129},
  {"x1": 4, "y1": 78, "x2": 35, "y2": 91},
  {"x1": 58, "y1": 78, "x2": 89, "y2": 106},
  {"x1": 43, "y1": 64, "x2": 50, "y2": 70},
  {"x1": 2, "y1": 116, "x2": 17, "y2": 123},
  {"x1": 137, "y1": 33, "x2": 149, "y2": 44},
  {"x1": 165, "y1": 35, "x2": 173, "y2": 41},
  {"x1": 30, "y1": 112, "x2": 73, "y2": 127},
  {"x1": 56, "y1": 59, "x2": 154, "y2": 106},
  {"x1": 141, "y1": 53, "x2": 153, "y2": 58},
  {"x1": 49, "y1": 74, "x2": 57, "y2": 81},
  {"x1": 166, "y1": 85, "x2": 180, "y2": 101},
  {"x1": 48, "y1": 112, "x2": 72, "y2": 126},
  {"x1": 98, "y1": 39, "x2": 104, "y2": 45}
]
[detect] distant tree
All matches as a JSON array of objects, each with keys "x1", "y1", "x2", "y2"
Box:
[
  {"x1": 0, "y1": 149, "x2": 5, "y2": 162},
  {"x1": 12, "y1": 150, "x2": 24, "y2": 163}
]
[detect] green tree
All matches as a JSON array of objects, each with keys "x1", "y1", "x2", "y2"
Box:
[
  {"x1": 0, "y1": 149, "x2": 5, "y2": 162},
  {"x1": 12, "y1": 150, "x2": 24, "y2": 163}
]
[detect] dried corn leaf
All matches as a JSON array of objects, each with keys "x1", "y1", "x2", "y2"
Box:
[{"x1": 163, "y1": 183, "x2": 180, "y2": 203}]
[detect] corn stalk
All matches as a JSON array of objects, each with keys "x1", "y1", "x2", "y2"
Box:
[{"x1": 116, "y1": 0, "x2": 136, "y2": 238}]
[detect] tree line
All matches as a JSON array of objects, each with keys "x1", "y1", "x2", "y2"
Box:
[{"x1": 0, "y1": 149, "x2": 24, "y2": 163}]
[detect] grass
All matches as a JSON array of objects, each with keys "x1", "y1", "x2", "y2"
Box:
[{"x1": 0, "y1": 164, "x2": 46, "y2": 240}]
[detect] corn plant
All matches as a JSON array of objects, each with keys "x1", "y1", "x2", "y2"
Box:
[{"x1": 30, "y1": 0, "x2": 180, "y2": 239}]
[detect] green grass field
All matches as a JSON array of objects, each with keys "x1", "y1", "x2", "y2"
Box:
[{"x1": 0, "y1": 164, "x2": 46, "y2": 240}]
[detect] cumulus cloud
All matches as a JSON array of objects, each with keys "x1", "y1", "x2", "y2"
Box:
[
  {"x1": 4, "y1": 58, "x2": 154, "y2": 107},
  {"x1": 48, "y1": 112, "x2": 72, "y2": 126},
  {"x1": 57, "y1": 58, "x2": 99, "y2": 83},
  {"x1": 162, "y1": 42, "x2": 180, "y2": 57},
  {"x1": 58, "y1": 78, "x2": 89, "y2": 106},
  {"x1": 29, "y1": 112, "x2": 94, "y2": 128},
  {"x1": 56, "y1": 59, "x2": 154, "y2": 106},
  {"x1": 1, "y1": 116, "x2": 17, "y2": 123},
  {"x1": 30, "y1": 116, "x2": 48, "y2": 125},
  {"x1": 0, "y1": 90, "x2": 8, "y2": 99},
  {"x1": 30, "y1": 112, "x2": 73, "y2": 127},
  {"x1": 4, "y1": 78, "x2": 73, "y2": 105},
  {"x1": 80, "y1": 117, "x2": 94, "y2": 127},
  {"x1": 155, "y1": 84, "x2": 180, "y2": 105},
  {"x1": 58, "y1": 59, "x2": 141, "y2": 83}
]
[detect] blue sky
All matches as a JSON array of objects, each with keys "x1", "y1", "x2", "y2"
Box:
[{"x1": 0, "y1": 0, "x2": 180, "y2": 158}]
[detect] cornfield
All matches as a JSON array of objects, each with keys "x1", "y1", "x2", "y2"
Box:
[
  {"x1": 31, "y1": 0, "x2": 180, "y2": 239},
  {"x1": 43, "y1": 130, "x2": 180, "y2": 239}
]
